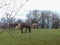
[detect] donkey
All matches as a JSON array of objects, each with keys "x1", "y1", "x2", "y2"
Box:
[{"x1": 20, "y1": 22, "x2": 31, "y2": 33}]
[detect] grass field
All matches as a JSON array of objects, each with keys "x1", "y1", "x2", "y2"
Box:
[{"x1": 0, "y1": 29, "x2": 60, "y2": 45}]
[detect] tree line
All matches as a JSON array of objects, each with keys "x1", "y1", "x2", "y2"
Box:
[
  {"x1": 26, "y1": 10, "x2": 60, "y2": 28},
  {"x1": 0, "y1": 10, "x2": 60, "y2": 29}
]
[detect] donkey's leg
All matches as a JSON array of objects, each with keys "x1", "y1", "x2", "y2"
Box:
[
  {"x1": 25, "y1": 28, "x2": 27, "y2": 33},
  {"x1": 29, "y1": 27, "x2": 31, "y2": 33},
  {"x1": 21, "y1": 28, "x2": 23, "y2": 33}
]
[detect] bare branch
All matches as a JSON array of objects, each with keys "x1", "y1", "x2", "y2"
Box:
[
  {"x1": 8, "y1": 1, "x2": 16, "y2": 20},
  {"x1": 0, "y1": 0, "x2": 12, "y2": 8},
  {"x1": 11, "y1": 0, "x2": 28, "y2": 19}
]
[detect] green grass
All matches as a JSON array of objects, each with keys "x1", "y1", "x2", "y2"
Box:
[{"x1": 0, "y1": 29, "x2": 60, "y2": 45}]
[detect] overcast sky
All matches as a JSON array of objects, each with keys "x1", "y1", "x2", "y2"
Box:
[{"x1": 0, "y1": 0, "x2": 60, "y2": 20}]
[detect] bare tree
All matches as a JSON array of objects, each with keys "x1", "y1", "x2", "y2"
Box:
[
  {"x1": 0, "y1": 0, "x2": 29, "y2": 34},
  {"x1": 51, "y1": 12, "x2": 59, "y2": 28},
  {"x1": 41, "y1": 11, "x2": 52, "y2": 28},
  {"x1": 27, "y1": 10, "x2": 41, "y2": 28}
]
